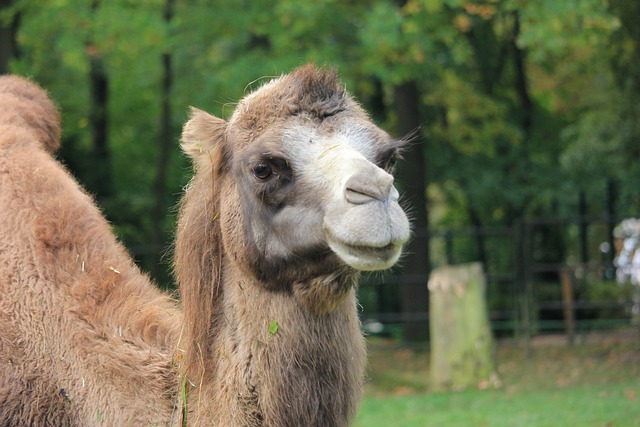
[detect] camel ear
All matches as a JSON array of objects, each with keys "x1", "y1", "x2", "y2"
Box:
[{"x1": 180, "y1": 107, "x2": 227, "y2": 160}]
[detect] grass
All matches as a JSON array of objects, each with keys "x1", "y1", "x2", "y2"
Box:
[{"x1": 355, "y1": 329, "x2": 640, "y2": 427}]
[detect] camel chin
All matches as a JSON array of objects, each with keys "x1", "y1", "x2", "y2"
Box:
[{"x1": 326, "y1": 237, "x2": 404, "y2": 271}]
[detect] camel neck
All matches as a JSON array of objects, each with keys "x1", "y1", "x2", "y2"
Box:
[{"x1": 186, "y1": 263, "x2": 366, "y2": 427}]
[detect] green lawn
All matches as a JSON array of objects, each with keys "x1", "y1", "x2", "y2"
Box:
[{"x1": 356, "y1": 331, "x2": 640, "y2": 427}]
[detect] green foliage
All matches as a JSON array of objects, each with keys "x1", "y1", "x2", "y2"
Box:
[{"x1": 5, "y1": 0, "x2": 639, "y2": 287}]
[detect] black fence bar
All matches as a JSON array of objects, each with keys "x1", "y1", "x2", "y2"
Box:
[{"x1": 357, "y1": 214, "x2": 640, "y2": 343}]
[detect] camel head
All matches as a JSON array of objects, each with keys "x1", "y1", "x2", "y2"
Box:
[{"x1": 180, "y1": 65, "x2": 410, "y2": 308}]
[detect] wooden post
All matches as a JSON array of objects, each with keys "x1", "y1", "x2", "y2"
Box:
[
  {"x1": 559, "y1": 267, "x2": 576, "y2": 345},
  {"x1": 428, "y1": 263, "x2": 500, "y2": 391}
]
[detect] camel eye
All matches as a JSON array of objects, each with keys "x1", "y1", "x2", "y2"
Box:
[
  {"x1": 386, "y1": 153, "x2": 397, "y2": 170},
  {"x1": 253, "y1": 163, "x2": 273, "y2": 180},
  {"x1": 380, "y1": 150, "x2": 398, "y2": 172}
]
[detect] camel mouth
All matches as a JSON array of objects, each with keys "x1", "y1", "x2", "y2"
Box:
[{"x1": 325, "y1": 235, "x2": 403, "y2": 271}]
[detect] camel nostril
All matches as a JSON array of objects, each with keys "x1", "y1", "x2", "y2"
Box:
[
  {"x1": 345, "y1": 187, "x2": 376, "y2": 204},
  {"x1": 344, "y1": 173, "x2": 394, "y2": 204}
]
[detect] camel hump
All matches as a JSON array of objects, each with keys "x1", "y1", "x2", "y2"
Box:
[{"x1": 0, "y1": 75, "x2": 61, "y2": 154}]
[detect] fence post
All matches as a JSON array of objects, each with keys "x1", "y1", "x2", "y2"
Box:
[
  {"x1": 515, "y1": 219, "x2": 534, "y2": 357},
  {"x1": 560, "y1": 267, "x2": 576, "y2": 345}
]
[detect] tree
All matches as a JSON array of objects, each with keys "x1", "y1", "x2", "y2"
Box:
[
  {"x1": 393, "y1": 79, "x2": 430, "y2": 342},
  {"x1": 87, "y1": 1, "x2": 112, "y2": 205},
  {"x1": 7, "y1": 0, "x2": 638, "y2": 322},
  {"x1": 150, "y1": 0, "x2": 175, "y2": 282},
  {"x1": 0, "y1": 0, "x2": 20, "y2": 74}
]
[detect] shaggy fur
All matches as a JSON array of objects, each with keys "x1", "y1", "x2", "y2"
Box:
[
  {"x1": 0, "y1": 66, "x2": 409, "y2": 426},
  {"x1": 175, "y1": 67, "x2": 366, "y2": 426},
  {"x1": 0, "y1": 76, "x2": 181, "y2": 425},
  {"x1": 175, "y1": 65, "x2": 409, "y2": 426}
]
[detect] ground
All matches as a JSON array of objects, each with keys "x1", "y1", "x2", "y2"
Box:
[{"x1": 356, "y1": 328, "x2": 640, "y2": 426}]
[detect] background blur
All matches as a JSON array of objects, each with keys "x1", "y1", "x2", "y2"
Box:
[{"x1": 2, "y1": 0, "x2": 638, "y2": 344}]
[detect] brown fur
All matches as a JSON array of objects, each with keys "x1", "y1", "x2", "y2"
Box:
[
  {"x1": 0, "y1": 75, "x2": 60, "y2": 153},
  {"x1": 1, "y1": 65, "x2": 407, "y2": 426},
  {"x1": 175, "y1": 66, "x2": 366, "y2": 426},
  {"x1": 0, "y1": 76, "x2": 181, "y2": 425}
]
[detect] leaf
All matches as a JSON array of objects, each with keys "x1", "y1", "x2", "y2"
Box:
[{"x1": 268, "y1": 320, "x2": 279, "y2": 336}]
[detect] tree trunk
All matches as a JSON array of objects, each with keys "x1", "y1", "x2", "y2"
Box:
[
  {"x1": 393, "y1": 80, "x2": 430, "y2": 342},
  {"x1": 87, "y1": 53, "x2": 111, "y2": 201},
  {"x1": 0, "y1": 1, "x2": 20, "y2": 74},
  {"x1": 87, "y1": 1, "x2": 111, "y2": 203},
  {"x1": 511, "y1": 11, "x2": 533, "y2": 137},
  {"x1": 428, "y1": 262, "x2": 499, "y2": 390},
  {"x1": 150, "y1": 0, "x2": 174, "y2": 282}
]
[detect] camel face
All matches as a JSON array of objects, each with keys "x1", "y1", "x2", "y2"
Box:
[
  {"x1": 182, "y1": 66, "x2": 410, "y2": 289},
  {"x1": 227, "y1": 115, "x2": 410, "y2": 278},
  {"x1": 278, "y1": 118, "x2": 410, "y2": 271}
]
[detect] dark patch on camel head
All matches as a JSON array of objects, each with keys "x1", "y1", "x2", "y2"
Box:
[
  {"x1": 284, "y1": 65, "x2": 350, "y2": 120},
  {"x1": 230, "y1": 65, "x2": 358, "y2": 140}
]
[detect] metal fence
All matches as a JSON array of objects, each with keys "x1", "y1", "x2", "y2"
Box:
[{"x1": 358, "y1": 215, "x2": 640, "y2": 343}]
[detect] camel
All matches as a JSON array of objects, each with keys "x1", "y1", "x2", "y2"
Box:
[
  {"x1": 0, "y1": 65, "x2": 410, "y2": 426},
  {"x1": 0, "y1": 75, "x2": 182, "y2": 425}
]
